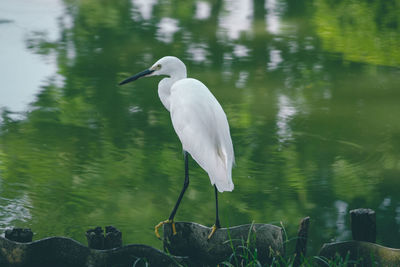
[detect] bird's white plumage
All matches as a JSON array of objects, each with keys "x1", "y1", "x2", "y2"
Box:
[
  {"x1": 170, "y1": 78, "x2": 234, "y2": 192},
  {"x1": 149, "y1": 56, "x2": 234, "y2": 192}
]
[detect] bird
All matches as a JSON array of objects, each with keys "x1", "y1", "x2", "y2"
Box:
[{"x1": 119, "y1": 56, "x2": 234, "y2": 239}]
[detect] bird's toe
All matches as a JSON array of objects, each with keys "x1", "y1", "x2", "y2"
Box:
[
  {"x1": 207, "y1": 224, "x2": 219, "y2": 239},
  {"x1": 154, "y1": 219, "x2": 176, "y2": 239}
]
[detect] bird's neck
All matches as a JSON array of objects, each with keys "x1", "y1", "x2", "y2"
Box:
[{"x1": 158, "y1": 75, "x2": 185, "y2": 111}]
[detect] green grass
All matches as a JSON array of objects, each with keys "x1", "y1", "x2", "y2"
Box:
[
  {"x1": 132, "y1": 221, "x2": 367, "y2": 267},
  {"x1": 217, "y1": 221, "x2": 362, "y2": 267}
]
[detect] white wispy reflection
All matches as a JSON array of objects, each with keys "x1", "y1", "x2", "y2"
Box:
[
  {"x1": 288, "y1": 39, "x2": 299, "y2": 53},
  {"x1": 187, "y1": 43, "x2": 209, "y2": 63},
  {"x1": 131, "y1": 0, "x2": 157, "y2": 21},
  {"x1": 0, "y1": 195, "x2": 32, "y2": 230},
  {"x1": 195, "y1": 1, "x2": 211, "y2": 20},
  {"x1": 265, "y1": 0, "x2": 283, "y2": 34},
  {"x1": 380, "y1": 197, "x2": 391, "y2": 210},
  {"x1": 267, "y1": 49, "x2": 282, "y2": 70},
  {"x1": 233, "y1": 44, "x2": 251, "y2": 58},
  {"x1": 304, "y1": 36, "x2": 315, "y2": 51},
  {"x1": 129, "y1": 105, "x2": 142, "y2": 113},
  {"x1": 276, "y1": 94, "x2": 296, "y2": 143},
  {"x1": 0, "y1": 0, "x2": 63, "y2": 114},
  {"x1": 335, "y1": 200, "x2": 350, "y2": 241},
  {"x1": 222, "y1": 53, "x2": 233, "y2": 81},
  {"x1": 218, "y1": 0, "x2": 253, "y2": 40},
  {"x1": 235, "y1": 71, "x2": 249, "y2": 88},
  {"x1": 156, "y1": 17, "x2": 180, "y2": 44},
  {"x1": 396, "y1": 206, "x2": 400, "y2": 225}
]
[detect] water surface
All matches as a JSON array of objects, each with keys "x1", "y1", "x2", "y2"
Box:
[{"x1": 1, "y1": 0, "x2": 400, "y2": 256}]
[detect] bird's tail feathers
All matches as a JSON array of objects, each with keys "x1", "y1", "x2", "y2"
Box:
[
  {"x1": 187, "y1": 143, "x2": 234, "y2": 193},
  {"x1": 211, "y1": 147, "x2": 234, "y2": 192},
  {"x1": 213, "y1": 172, "x2": 234, "y2": 192}
]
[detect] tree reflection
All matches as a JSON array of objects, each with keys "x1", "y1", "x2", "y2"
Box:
[{"x1": 314, "y1": 0, "x2": 400, "y2": 67}]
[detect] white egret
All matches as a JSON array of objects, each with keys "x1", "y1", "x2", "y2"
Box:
[{"x1": 119, "y1": 56, "x2": 234, "y2": 239}]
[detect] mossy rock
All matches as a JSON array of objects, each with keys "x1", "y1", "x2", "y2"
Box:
[
  {"x1": 319, "y1": 241, "x2": 400, "y2": 267},
  {"x1": 163, "y1": 222, "x2": 284, "y2": 265}
]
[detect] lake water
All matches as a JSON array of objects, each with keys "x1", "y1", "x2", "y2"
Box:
[{"x1": 1, "y1": 0, "x2": 400, "y2": 257}]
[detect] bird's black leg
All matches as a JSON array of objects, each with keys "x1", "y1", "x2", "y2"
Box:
[
  {"x1": 155, "y1": 151, "x2": 189, "y2": 238},
  {"x1": 168, "y1": 151, "x2": 189, "y2": 221},
  {"x1": 208, "y1": 185, "x2": 221, "y2": 239},
  {"x1": 214, "y1": 185, "x2": 221, "y2": 228}
]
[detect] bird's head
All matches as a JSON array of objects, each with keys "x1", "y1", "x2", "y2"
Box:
[{"x1": 119, "y1": 56, "x2": 187, "y2": 85}]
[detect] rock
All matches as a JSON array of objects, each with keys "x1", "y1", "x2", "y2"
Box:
[
  {"x1": 350, "y1": 208, "x2": 376, "y2": 243},
  {"x1": 104, "y1": 226, "x2": 122, "y2": 249},
  {"x1": 86, "y1": 226, "x2": 122, "y2": 250},
  {"x1": 0, "y1": 236, "x2": 191, "y2": 267},
  {"x1": 293, "y1": 216, "x2": 310, "y2": 267},
  {"x1": 319, "y1": 241, "x2": 400, "y2": 266},
  {"x1": 5, "y1": 228, "x2": 33, "y2": 243},
  {"x1": 85, "y1": 227, "x2": 104, "y2": 250},
  {"x1": 163, "y1": 221, "x2": 284, "y2": 265}
]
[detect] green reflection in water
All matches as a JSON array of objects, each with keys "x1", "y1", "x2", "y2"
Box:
[
  {"x1": 314, "y1": 0, "x2": 400, "y2": 67},
  {"x1": 1, "y1": 0, "x2": 400, "y2": 256}
]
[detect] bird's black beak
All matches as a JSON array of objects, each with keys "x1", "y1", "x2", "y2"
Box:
[{"x1": 119, "y1": 69, "x2": 155, "y2": 85}]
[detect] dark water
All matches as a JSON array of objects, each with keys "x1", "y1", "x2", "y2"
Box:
[{"x1": 1, "y1": 0, "x2": 400, "y2": 256}]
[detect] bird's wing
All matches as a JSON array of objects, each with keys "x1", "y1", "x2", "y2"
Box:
[{"x1": 169, "y1": 78, "x2": 234, "y2": 192}]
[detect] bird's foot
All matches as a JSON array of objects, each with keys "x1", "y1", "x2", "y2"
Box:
[
  {"x1": 155, "y1": 219, "x2": 176, "y2": 239},
  {"x1": 208, "y1": 224, "x2": 219, "y2": 239}
]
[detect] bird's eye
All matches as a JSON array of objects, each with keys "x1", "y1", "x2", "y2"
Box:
[{"x1": 156, "y1": 64, "x2": 162, "y2": 70}]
